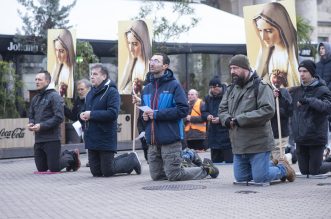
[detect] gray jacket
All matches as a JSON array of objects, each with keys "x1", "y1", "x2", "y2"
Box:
[
  {"x1": 29, "y1": 87, "x2": 64, "y2": 143},
  {"x1": 219, "y1": 73, "x2": 275, "y2": 154}
]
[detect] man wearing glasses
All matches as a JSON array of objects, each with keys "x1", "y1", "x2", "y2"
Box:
[{"x1": 141, "y1": 52, "x2": 219, "y2": 181}]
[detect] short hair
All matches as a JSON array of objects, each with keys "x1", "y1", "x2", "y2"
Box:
[
  {"x1": 38, "y1": 70, "x2": 51, "y2": 82},
  {"x1": 154, "y1": 52, "x2": 170, "y2": 65},
  {"x1": 77, "y1": 78, "x2": 92, "y2": 88},
  {"x1": 91, "y1": 64, "x2": 109, "y2": 79}
]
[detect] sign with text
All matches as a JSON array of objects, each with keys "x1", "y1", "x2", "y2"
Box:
[{"x1": 0, "y1": 118, "x2": 34, "y2": 149}]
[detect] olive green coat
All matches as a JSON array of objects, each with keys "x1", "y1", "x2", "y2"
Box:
[{"x1": 219, "y1": 75, "x2": 275, "y2": 154}]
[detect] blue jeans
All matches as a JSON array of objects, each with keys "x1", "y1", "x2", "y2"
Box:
[{"x1": 233, "y1": 152, "x2": 286, "y2": 183}]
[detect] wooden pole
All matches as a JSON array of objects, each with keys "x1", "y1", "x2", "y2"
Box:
[
  {"x1": 132, "y1": 103, "x2": 137, "y2": 152},
  {"x1": 275, "y1": 95, "x2": 284, "y2": 158}
]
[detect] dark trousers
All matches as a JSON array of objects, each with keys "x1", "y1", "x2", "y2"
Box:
[
  {"x1": 186, "y1": 139, "x2": 206, "y2": 150},
  {"x1": 297, "y1": 144, "x2": 325, "y2": 175},
  {"x1": 88, "y1": 150, "x2": 135, "y2": 177},
  {"x1": 34, "y1": 141, "x2": 73, "y2": 172},
  {"x1": 211, "y1": 148, "x2": 233, "y2": 163}
]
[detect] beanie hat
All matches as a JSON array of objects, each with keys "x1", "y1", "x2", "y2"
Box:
[
  {"x1": 298, "y1": 60, "x2": 317, "y2": 77},
  {"x1": 209, "y1": 75, "x2": 221, "y2": 87},
  {"x1": 229, "y1": 54, "x2": 251, "y2": 70}
]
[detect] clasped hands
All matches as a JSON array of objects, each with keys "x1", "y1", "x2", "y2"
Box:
[
  {"x1": 80, "y1": 111, "x2": 91, "y2": 121},
  {"x1": 27, "y1": 123, "x2": 41, "y2": 132},
  {"x1": 143, "y1": 110, "x2": 154, "y2": 121}
]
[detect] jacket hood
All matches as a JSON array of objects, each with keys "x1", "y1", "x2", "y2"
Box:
[
  {"x1": 319, "y1": 42, "x2": 331, "y2": 62},
  {"x1": 92, "y1": 79, "x2": 117, "y2": 96},
  {"x1": 149, "y1": 69, "x2": 176, "y2": 84}
]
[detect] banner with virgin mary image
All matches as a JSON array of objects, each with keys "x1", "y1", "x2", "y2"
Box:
[
  {"x1": 118, "y1": 19, "x2": 153, "y2": 95},
  {"x1": 243, "y1": 0, "x2": 300, "y2": 88},
  {"x1": 47, "y1": 29, "x2": 76, "y2": 98}
]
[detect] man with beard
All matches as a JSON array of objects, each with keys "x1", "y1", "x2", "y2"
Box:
[{"x1": 219, "y1": 54, "x2": 295, "y2": 184}]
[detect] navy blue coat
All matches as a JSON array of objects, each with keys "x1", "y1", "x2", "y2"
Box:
[
  {"x1": 202, "y1": 84, "x2": 231, "y2": 150},
  {"x1": 82, "y1": 79, "x2": 120, "y2": 152},
  {"x1": 141, "y1": 69, "x2": 188, "y2": 145}
]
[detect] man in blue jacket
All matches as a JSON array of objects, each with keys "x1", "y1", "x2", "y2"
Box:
[
  {"x1": 80, "y1": 64, "x2": 141, "y2": 177},
  {"x1": 141, "y1": 52, "x2": 219, "y2": 181}
]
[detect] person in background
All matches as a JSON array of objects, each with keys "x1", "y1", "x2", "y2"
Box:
[
  {"x1": 184, "y1": 89, "x2": 207, "y2": 151},
  {"x1": 64, "y1": 78, "x2": 91, "y2": 122},
  {"x1": 64, "y1": 78, "x2": 91, "y2": 167},
  {"x1": 219, "y1": 54, "x2": 295, "y2": 183},
  {"x1": 316, "y1": 42, "x2": 331, "y2": 90},
  {"x1": 141, "y1": 52, "x2": 219, "y2": 181},
  {"x1": 80, "y1": 64, "x2": 141, "y2": 177},
  {"x1": 202, "y1": 76, "x2": 232, "y2": 163},
  {"x1": 28, "y1": 70, "x2": 80, "y2": 172},
  {"x1": 290, "y1": 60, "x2": 331, "y2": 175},
  {"x1": 269, "y1": 70, "x2": 296, "y2": 164}
]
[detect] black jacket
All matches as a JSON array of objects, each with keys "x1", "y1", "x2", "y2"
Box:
[
  {"x1": 271, "y1": 88, "x2": 292, "y2": 138},
  {"x1": 202, "y1": 84, "x2": 231, "y2": 150},
  {"x1": 64, "y1": 97, "x2": 85, "y2": 121},
  {"x1": 290, "y1": 78, "x2": 331, "y2": 146},
  {"x1": 29, "y1": 87, "x2": 64, "y2": 143},
  {"x1": 316, "y1": 42, "x2": 331, "y2": 90}
]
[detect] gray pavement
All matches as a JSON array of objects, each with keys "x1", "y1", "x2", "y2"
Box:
[{"x1": 1, "y1": 149, "x2": 331, "y2": 219}]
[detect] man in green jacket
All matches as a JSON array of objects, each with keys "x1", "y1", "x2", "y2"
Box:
[{"x1": 219, "y1": 54, "x2": 295, "y2": 183}]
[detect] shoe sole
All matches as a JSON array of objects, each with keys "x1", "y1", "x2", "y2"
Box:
[{"x1": 131, "y1": 151, "x2": 142, "y2": 175}]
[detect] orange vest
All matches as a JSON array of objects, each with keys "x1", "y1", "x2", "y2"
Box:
[{"x1": 185, "y1": 99, "x2": 206, "y2": 133}]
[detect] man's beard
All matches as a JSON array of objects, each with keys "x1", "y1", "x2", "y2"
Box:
[{"x1": 232, "y1": 75, "x2": 246, "y2": 87}]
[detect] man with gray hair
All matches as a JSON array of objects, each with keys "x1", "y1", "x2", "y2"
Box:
[
  {"x1": 80, "y1": 64, "x2": 141, "y2": 177},
  {"x1": 184, "y1": 89, "x2": 207, "y2": 151},
  {"x1": 64, "y1": 78, "x2": 91, "y2": 121}
]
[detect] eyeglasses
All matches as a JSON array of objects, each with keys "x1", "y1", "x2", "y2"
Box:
[{"x1": 149, "y1": 59, "x2": 161, "y2": 64}]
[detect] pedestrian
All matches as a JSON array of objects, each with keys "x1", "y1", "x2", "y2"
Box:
[
  {"x1": 141, "y1": 52, "x2": 219, "y2": 181},
  {"x1": 28, "y1": 70, "x2": 80, "y2": 172},
  {"x1": 316, "y1": 42, "x2": 331, "y2": 90},
  {"x1": 184, "y1": 89, "x2": 207, "y2": 151},
  {"x1": 290, "y1": 60, "x2": 331, "y2": 175},
  {"x1": 202, "y1": 76, "x2": 232, "y2": 163},
  {"x1": 219, "y1": 54, "x2": 295, "y2": 183},
  {"x1": 80, "y1": 64, "x2": 141, "y2": 177}
]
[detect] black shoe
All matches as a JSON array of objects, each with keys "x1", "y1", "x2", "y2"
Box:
[
  {"x1": 202, "y1": 158, "x2": 219, "y2": 178},
  {"x1": 71, "y1": 149, "x2": 81, "y2": 171},
  {"x1": 130, "y1": 152, "x2": 141, "y2": 175},
  {"x1": 192, "y1": 149, "x2": 202, "y2": 167},
  {"x1": 86, "y1": 162, "x2": 89, "y2": 167}
]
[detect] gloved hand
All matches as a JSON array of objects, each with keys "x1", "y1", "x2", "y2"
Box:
[
  {"x1": 225, "y1": 117, "x2": 232, "y2": 129},
  {"x1": 299, "y1": 98, "x2": 309, "y2": 105}
]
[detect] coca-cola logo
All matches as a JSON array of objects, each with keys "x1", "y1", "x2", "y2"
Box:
[{"x1": 0, "y1": 128, "x2": 25, "y2": 139}]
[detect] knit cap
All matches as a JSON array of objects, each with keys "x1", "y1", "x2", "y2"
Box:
[
  {"x1": 229, "y1": 54, "x2": 251, "y2": 70},
  {"x1": 298, "y1": 60, "x2": 317, "y2": 77},
  {"x1": 209, "y1": 75, "x2": 221, "y2": 87}
]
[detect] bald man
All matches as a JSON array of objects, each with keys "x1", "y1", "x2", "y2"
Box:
[{"x1": 184, "y1": 89, "x2": 207, "y2": 151}]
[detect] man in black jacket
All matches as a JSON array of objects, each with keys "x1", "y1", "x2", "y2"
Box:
[
  {"x1": 290, "y1": 60, "x2": 331, "y2": 175},
  {"x1": 28, "y1": 70, "x2": 80, "y2": 172}
]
